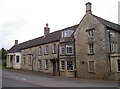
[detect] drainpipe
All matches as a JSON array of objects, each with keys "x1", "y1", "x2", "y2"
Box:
[
  {"x1": 57, "y1": 44, "x2": 60, "y2": 76},
  {"x1": 74, "y1": 38, "x2": 77, "y2": 77},
  {"x1": 107, "y1": 30, "x2": 111, "y2": 72}
]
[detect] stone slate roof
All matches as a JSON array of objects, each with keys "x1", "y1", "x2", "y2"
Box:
[
  {"x1": 93, "y1": 15, "x2": 120, "y2": 32},
  {"x1": 8, "y1": 24, "x2": 79, "y2": 53},
  {"x1": 8, "y1": 15, "x2": 120, "y2": 53}
]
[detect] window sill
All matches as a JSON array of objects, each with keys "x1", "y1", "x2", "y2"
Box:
[
  {"x1": 88, "y1": 71, "x2": 95, "y2": 73},
  {"x1": 44, "y1": 68, "x2": 48, "y2": 70},
  {"x1": 88, "y1": 53, "x2": 95, "y2": 55}
]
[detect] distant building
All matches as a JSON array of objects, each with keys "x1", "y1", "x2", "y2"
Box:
[{"x1": 6, "y1": 2, "x2": 120, "y2": 80}]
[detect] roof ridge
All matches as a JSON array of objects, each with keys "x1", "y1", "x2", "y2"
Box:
[{"x1": 93, "y1": 14, "x2": 119, "y2": 26}]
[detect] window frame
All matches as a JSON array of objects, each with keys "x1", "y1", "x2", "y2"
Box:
[
  {"x1": 44, "y1": 60, "x2": 48, "y2": 70},
  {"x1": 88, "y1": 30, "x2": 94, "y2": 38},
  {"x1": 38, "y1": 47, "x2": 42, "y2": 56},
  {"x1": 45, "y1": 46, "x2": 49, "y2": 55},
  {"x1": 60, "y1": 60, "x2": 65, "y2": 71},
  {"x1": 16, "y1": 56, "x2": 19, "y2": 63},
  {"x1": 66, "y1": 60, "x2": 74, "y2": 71},
  {"x1": 23, "y1": 56, "x2": 25, "y2": 65},
  {"x1": 117, "y1": 59, "x2": 120, "y2": 72},
  {"x1": 52, "y1": 44, "x2": 56, "y2": 54},
  {"x1": 66, "y1": 45, "x2": 73, "y2": 55},
  {"x1": 88, "y1": 43, "x2": 95, "y2": 54},
  {"x1": 29, "y1": 56, "x2": 32, "y2": 65},
  {"x1": 60, "y1": 45, "x2": 65, "y2": 55},
  {"x1": 88, "y1": 60, "x2": 95, "y2": 73}
]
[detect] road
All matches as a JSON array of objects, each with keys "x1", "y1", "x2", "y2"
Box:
[{"x1": 2, "y1": 69, "x2": 119, "y2": 88}]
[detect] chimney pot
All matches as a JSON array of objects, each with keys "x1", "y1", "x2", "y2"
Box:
[
  {"x1": 86, "y1": 2, "x2": 92, "y2": 14},
  {"x1": 15, "y1": 40, "x2": 18, "y2": 45},
  {"x1": 44, "y1": 23, "x2": 50, "y2": 36}
]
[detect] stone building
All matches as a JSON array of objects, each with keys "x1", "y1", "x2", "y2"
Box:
[{"x1": 6, "y1": 2, "x2": 120, "y2": 80}]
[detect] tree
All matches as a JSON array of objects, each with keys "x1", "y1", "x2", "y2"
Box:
[{"x1": 0, "y1": 48, "x2": 8, "y2": 66}]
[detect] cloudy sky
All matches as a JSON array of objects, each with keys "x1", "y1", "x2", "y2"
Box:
[{"x1": 0, "y1": 0, "x2": 119, "y2": 50}]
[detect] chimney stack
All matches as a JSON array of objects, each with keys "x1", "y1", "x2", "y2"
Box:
[
  {"x1": 15, "y1": 40, "x2": 18, "y2": 45},
  {"x1": 86, "y1": 2, "x2": 92, "y2": 14},
  {"x1": 44, "y1": 23, "x2": 50, "y2": 36}
]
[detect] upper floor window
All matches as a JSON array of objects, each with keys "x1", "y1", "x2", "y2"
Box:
[
  {"x1": 60, "y1": 45, "x2": 65, "y2": 55},
  {"x1": 117, "y1": 60, "x2": 120, "y2": 72},
  {"x1": 52, "y1": 44, "x2": 56, "y2": 54},
  {"x1": 16, "y1": 56, "x2": 19, "y2": 63},
  {"x1": 88, "y1": 30, "x2": 94, "y2": 37},
  {"x1": 110, "y1": 31, "x2": 115, "y2": 37},
  {"x1": 38, "y1": 47, "x2": 42, "y2": 56},
  {"x1": 45, "y1": 46, "x2": 49, "y2": 55},
  {"x1": 66, "y1": 45, "x2": 73, "y2": 54},
  {"x1": 111, "y1": 42, "x2": 118, "y2": 53},
  {"x1": 61, "y1": 30, "x2": 74, "y2": 38},
  {"x1": 88, "y1": 43, "x2": 94, "y2": 54}
]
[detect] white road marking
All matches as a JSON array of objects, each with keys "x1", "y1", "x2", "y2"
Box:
[{"x1": 20, "y1": 78, "x2": 26, "y2": 80}]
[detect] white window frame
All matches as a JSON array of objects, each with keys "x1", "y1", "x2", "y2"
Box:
[
  {"x1": 66, "y1": 45, "x2": 73, "y2": 55},
  {"x1": 29, "y1": 56, "x2": 32, "y2": 65},
  {"x1": 111, "y1": 42, "x2": 118, "y2": 53},
  {"x1": 38, "y1": 47, "x2": 42, "y2": 56},
  {"x1": 52, "y1": 44, "x2": 56, "y2": 54},
  {"x1": 110, "y1": 31, "x2": 115, "y2": 37},
  {"x1": 23, "y1": 56, "x2": 25, "y2": 65},
  {"x1": 88, "y1": 60, "x2": 95, "y2": 72},
  {"x1": 60, "y1": 45, "x2": 65, "y2": 55},
  {"x1": 88, "y1": 43, "x2": 94, "y2": 54},
  {"x1": 45, "y1": 60, "x2": 48, "y2": 69},
  {"x1": 45, "y1": 46, "x2": 48, "y2": 55},
  {"x1": 88, "y1": 30, "x2": 94, "y2": 37},
  {"x1": 60, "y1": 60, "x2": 65, "y2": 71},
  {"x1": 117, "y1": 59, "x2": 120, "y2": 72},
  {"x1": 66, "y1": 61, "x2": 74, "y2": 71}
]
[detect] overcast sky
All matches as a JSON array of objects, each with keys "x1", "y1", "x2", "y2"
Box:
[{"x1": 0, "y1": 0, "x2": 119, "y2": 50}]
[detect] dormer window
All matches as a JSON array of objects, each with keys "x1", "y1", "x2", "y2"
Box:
[
  {"x1": 110, "y1": 31, "x2": 115, "y2": 37},
  {"x1": 61, "y1": 30, "x2": 74, "y2": 38}
]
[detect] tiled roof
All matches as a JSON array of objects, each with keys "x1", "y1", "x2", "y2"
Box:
[
  {"x1": 8, "y1": 24, "x2": 79, "y2": 53},
  {"x1": 93, "y1": 15, "x2": 120, "y2": 32}
]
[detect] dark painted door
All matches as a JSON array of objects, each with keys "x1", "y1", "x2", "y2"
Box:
[{"x1": 53, "y1": 61, "x2": 56, "y2": 75}]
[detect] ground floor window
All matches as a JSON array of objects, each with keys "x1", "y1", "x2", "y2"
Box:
[
  {"x1": 29, "y1": 56, "x2": 32, "y2": 65},
  {"x1": 23, "y1": 57, "x2": 25, "y2": 65},
  {"x1": 67, "y1": 61, "x2": 74, "y2": 70},
  {"x1": 16, "y1": 56, "x2": 19, "y2": 63},
  {"x1": 60, "y1": 61, "x2": 65, "y2": 70},
  {"x1": 117, "y1": 60, "x2": 120, "y2": 72},
  {"x1": 38, "y1": 60, "x2": 42, "y2": 70},
  {"x1": 88, "y1": 61, "x2": 95, "y2": 72},
  {"x1": 45, "y1": 60, "x2": 48, "y2": 69}
]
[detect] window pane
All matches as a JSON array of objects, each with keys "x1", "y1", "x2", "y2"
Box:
[
  {"x1": 61, "y1": 61, "x2": 65, "y2": 70},
  {"x1": 67, "y1": 61, "x2": 73, "y2": 70},
  {"x1": 89, "y1": 61, "x2": 95, "y2": 72},
  {"x1": 66, "y1": 45, "x2": 73, "y2": 54},
  {"x1": 60, "y1": 45, "x2": 65, "y2": 55},
  {"x1": 117, "y1": 60, "x2": 120, "y2": 71},
  {"x1": 16, "y1": 56, "x2": 19, "y2": 63},
  {"x1": 88, "y1": 43, "x2": 94, "y2": 54}
]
